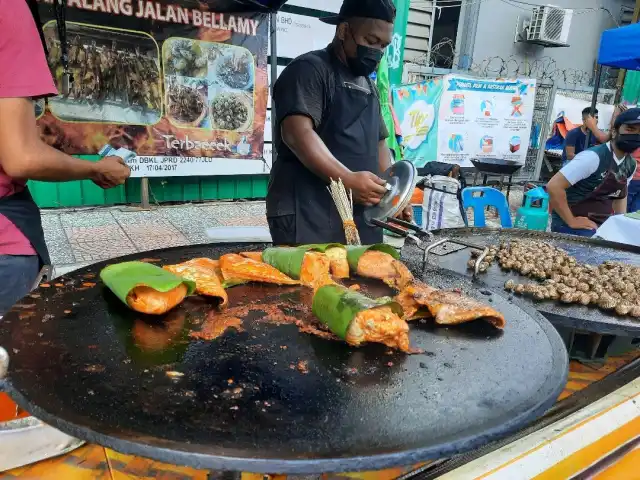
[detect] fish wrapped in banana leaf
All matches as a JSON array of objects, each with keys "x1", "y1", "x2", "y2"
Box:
[
  {"x1": 163, "y1": 258, "x2": 228, "y2": 308},
  {"x1": 347, "y1": 245, "x2": 413, "y2": 290},
  {"x1": 219, "y1": 254, "x2": 299, "y2": 285},
  {"x1": 100, "y1": 261, "x2": 196, "y2": 315},
  {"x1": 302, "y1": 244, "x2": 350, "y2": 279},
  {"x1": 261, "y1": 246, "x2": 336, "y2": 290},
  {"x1": 312, "y1": 284, "x2": 410, "y2": 352}
]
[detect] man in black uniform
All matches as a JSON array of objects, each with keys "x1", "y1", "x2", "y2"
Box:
[{"x1": 267, "y1": 0, "x2": 410, "y2": 245}]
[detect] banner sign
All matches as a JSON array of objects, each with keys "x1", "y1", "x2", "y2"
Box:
[
  {"x1": 438, "y1": 76, "x2": 536, "y2": 167},
  {"x1": 267, "y1": 11, "x2": 334, "y2": 60},
  {"x1": 392, "y1": 78, "x2": 445, "y2": 166},
  {"x1": 36, "y1": 0, "x2": 269, "y2": 162},
  {"x1": 393, "y1": 75, "x2": 537, "y2": 168}
]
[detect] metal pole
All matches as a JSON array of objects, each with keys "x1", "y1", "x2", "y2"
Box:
[
  {"x1": 584, "y1": 64, "x2": 602, "y2": 148},
  {"x1": 533, "y1": 83, "x2": 557, "y2": 181},
  {"x1": 140, "y1": 177, "x2": 150, "y2": 209},
  {"x1": 269, "y1": 11, "x2": 278, "y2": 164},
  {"x1": 614, "y1": 0, "x2": 640, "y2": 103}
]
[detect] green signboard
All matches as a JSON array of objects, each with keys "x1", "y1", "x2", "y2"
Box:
[{"x1": 387, "y1": 0, "x2": 409, "y2": 85}]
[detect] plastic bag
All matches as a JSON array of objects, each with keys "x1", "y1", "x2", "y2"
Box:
[{"x1": 421, "y1": 175, "x2": 466, "y2": 230}]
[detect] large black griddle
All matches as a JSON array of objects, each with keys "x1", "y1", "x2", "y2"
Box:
[
  {"x1": 0, "y1": 242, "x2": 567, "y2": 474},
  {"x1": 470, "y1": 157, "x2": 523, "y2": 175},
  {"x1": 417, "y1": 228, "x2": 640, "y2": 336}
]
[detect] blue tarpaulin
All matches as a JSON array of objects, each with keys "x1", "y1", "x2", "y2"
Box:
[{"x1": 597, "y1": 22, "x2": 640, "y2": 70}]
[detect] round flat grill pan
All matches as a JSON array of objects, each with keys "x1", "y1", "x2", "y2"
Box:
[
  {"x1": 419, "y1": 228, "x2": 640, "y2": 336},
  {"x1": 0, "y1": 242, "x2": 568, "y2": 474}
]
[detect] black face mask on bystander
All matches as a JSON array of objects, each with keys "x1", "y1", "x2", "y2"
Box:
[{"x1": 615, "y1": 134, "x2": 640, "y2": 154}]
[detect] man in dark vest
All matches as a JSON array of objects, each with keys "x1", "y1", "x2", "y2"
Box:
[
  {"x1": 548, "y1": 108, "x2": 640, "y2": 237},
  {"x1": 0, "y1": 2, "x2": 130, "y2": 315},
  {"x1": 267, "y1": 0, "x2": 411, "y2": 245}
]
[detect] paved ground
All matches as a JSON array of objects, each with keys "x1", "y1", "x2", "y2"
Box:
[
  {"x1": 43, "y1": 189, "x2": 526, "y2": 278},
  {"x1": 43, "y1": 201, "x2": 268, "y2": 277}
]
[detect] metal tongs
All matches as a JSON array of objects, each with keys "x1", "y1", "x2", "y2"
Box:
[{"x1": 370, "y1": 217, "x2": 490, "y2": 279}]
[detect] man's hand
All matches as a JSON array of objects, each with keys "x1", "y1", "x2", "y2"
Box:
[
  {"x1": 396, "y1": 205, "x2": 413, "y2": 222},
  {"x1": 90, "y1": 156, "x2": 131, "y2": 189},
  {"x1": 584, "y1": 115, "x2": 598, "y2": 132},
  {"x1": 344, "y1": 171, "x2": 388, "y2": 206},
  {"x1": 568, "y1": 216, "x2": 598, "y2": 231}
]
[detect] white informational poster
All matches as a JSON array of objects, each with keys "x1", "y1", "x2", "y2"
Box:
[
  {"x1": 125, "y1": 155, "x2": 270, "y2": 177},
  {"x1": 263, "y1": 143, "x2": 274, "y2": 168},
  {"x1": 436, "y1": 75, "x2": 537, "y2": 168},
  {"x1": 265, "y1": 109, "x2": 273, "y2": 142},
  {"x1": 268, "y1": 12, "x2": 335, "y2": 60},
  {"x1": 267, "y1": 64, "x2": 286, "y2": 106},
  {"x1": 287, "y1": 0, "x2": 342, "y2": 12}
]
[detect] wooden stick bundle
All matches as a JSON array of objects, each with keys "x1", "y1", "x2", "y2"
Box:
[{"x1": 327, "y1": 178, "x2": 361, "y2": 246}]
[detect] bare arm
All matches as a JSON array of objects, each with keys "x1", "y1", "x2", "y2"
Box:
[
  {"x1": 590, "y1": 127, "x2": 610, "y2": 144},
  {"x1": 547, "y1": 172, "x2": 597, "y2": 230},
  {"x1": 565, "y1": 145, "x2": 576, "y2": 161},
  {"x1": 0, "y1": 98, "x2": 98, "y2": 181},
  {"x1": 613, "y1": 197, "x2": 627, "y2": 214},
  {"x1": 0, "y1": 98, "x2": 130, "y2": 186},
  {"x1": 584, "y1": 115, "x2": 610, "y2": 144},
  {"x1": 547, "y1": 173, "x2": 575, "y2": 225},
  {"x1": 378, "y1": 140, "x2": 392, "y2": 174}
]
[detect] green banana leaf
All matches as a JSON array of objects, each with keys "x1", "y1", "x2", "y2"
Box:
[
  {"x1": 100, "y1": 261, "x2": 196, "y2": 307},
  {"x1": 345, "y1": 244, "x2": 400, "y2": 271},
  {"x1": 312, "y1": 284, "x2": 403, "y2": 340},
  {"x1": 299, "y1": 243, "x2": 345, "y2": 253},
  {"x1": 262, "y1": 244, "x2": 345, "y2": 279},
  {"x1": 222, "y1": 278, "x2": 249, "y2": 289}
]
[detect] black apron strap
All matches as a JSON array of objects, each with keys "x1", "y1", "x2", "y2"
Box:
[{"x1": 0, "y1": 188, "x2": 51, "y2": 267}]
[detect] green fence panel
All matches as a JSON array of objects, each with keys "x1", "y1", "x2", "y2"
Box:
[
  {"x1": 182, "y1": 177, "x2": 202, "y2": 202},
  {"x1": 217, "y1": 177, "x2": 237, "y2": 199},
  {"x1": 201, "y1": 177, "x2": 219, "y2": 200},
  {"x1": 28, "y1": 156, "x2": 268, "y2": 208}
]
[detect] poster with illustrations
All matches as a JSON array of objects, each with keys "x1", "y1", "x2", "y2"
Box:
[
  {"x1": 391, "y1": 78, "x2": 444, "y2": 167},
  {"x1": 36, "y1": 0, "x2": 268, "y2": 174},
  {"x1": 437, "y1": 75, "x2": 536, "y2": 167}
]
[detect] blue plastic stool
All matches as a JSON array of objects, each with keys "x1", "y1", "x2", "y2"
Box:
[{"x1": 461, "y1": 187, "x2": 513, "y2": 228}]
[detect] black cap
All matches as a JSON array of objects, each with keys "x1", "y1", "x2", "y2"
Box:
[
  {"x1": 320, "y1": 0, "x2": 396, "y2": 25},
  {"x1": 614, "y1": 107, "x2": 640, "y2": 128}
]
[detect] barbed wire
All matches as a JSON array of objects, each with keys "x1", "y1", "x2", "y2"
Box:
[{"x1": 412, "y1": 37, "x2": 619, "y2": 90}]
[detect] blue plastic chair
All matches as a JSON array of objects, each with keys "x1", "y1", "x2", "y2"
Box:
[{"x1": 462, "y1": 187, "x2": 513, "y2": 228}]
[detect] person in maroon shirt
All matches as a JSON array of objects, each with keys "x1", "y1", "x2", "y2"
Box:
[{"x1": 0, "y1": 1, "x2": 131, "y2": 315}]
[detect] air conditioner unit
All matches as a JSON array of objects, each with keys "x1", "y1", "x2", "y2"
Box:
[{"x1": 526, "y1": 5, "x2": 572, "y2": 47}]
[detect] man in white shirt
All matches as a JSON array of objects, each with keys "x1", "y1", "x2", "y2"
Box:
[{"x1": 547, "y1": 108, "x2": 640, "y2": 237}]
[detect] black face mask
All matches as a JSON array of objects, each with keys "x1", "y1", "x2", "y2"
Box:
[
  {"x1": 615, "y1": 133, "x2": 640, "y2": 153},
  {"x1": 344, "y1": 27, "x2": 384, "y2": 77}
]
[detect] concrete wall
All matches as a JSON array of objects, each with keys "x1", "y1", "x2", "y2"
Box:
[{"x1": 465, "y1": 0, "x2": 634, "y2": 83}]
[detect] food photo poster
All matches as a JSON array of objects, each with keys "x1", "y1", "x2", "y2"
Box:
[{"x1": 36, "y1": 0, "x2": 268, "y2": 169}]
